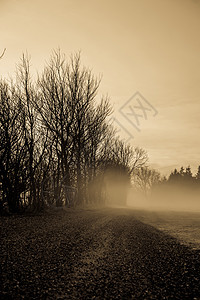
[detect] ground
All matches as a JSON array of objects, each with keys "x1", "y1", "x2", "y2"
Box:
[{"x1": 1, "y1": 207, "x2": 200, "y2": 299}]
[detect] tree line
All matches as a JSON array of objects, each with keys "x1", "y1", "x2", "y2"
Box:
[
  {"x1": 168, "y1": 166, "x2": 200, "y2": 184},
  {"x1": 0, "y1": 51, "x2": 148, "y2": 213},
  {"x1": 149, "y1": 165, "x2": 200, "y2": 203},
  {"x1": 131, "y1": 165, "x2": 200, "y2": 200}
]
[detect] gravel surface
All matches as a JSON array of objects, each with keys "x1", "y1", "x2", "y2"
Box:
[{"x1": 1, "y1": 208, "x2": 200, "y2": 299}]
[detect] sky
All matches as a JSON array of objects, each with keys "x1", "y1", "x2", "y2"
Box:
[{"x1": 0, "y1": 0, "x2": 200, "y2": 176}]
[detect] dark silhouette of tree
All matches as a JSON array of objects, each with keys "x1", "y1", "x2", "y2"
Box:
[
  {"x1": 35, "y1": 51, "x2": 112, "y2": 206},
  {"x1": 34, "y1": 51, "x2": 77, "y2": 206},
  {"x1": 16, "y1": 54, "x2": 51, "y2": 211},
  {"x1": 0, "y1": 80, "x2": 28, "y2": 212},
  {"x1": 0, "y1": 49, "x2": 149, "y2": 213},
  {"x1": 185, "y1": 166, "x2": 193, "y2": 179},
  {"x1": 196, "y1": 166, "x2": 200, "y2": 181},
  {"x1": 180, "y1": 166, "x2": 184, "y2": 177}
]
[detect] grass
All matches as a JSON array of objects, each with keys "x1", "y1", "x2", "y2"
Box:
[{"x1": 130, "y1": 208, "x2": 200, "y2": 250}]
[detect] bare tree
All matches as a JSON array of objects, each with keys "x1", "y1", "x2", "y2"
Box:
[
  {"x1": 96, "y1": 135, "x2": 148, "y2": 205},
  {"x1": 36, "y1": 51, "x2": 112, "y2": 206},
  {"x1": 99, "y1": 136, "x2": 148, "y2": 176},
  {"x1": 133, "y1": 167, "x2": 161, "y2": 197},
  {"x1": 16, "y1": 54, "x2": 50, "y2": 211},
  {"x1": 81, "y1": 98, "x2": 112, "y2": 204},
  {"x1": 36, "y1": 51, "x2": 81, "y2": 206},
  {"x1": 0, "y1": 79, "x2": 28, "y2": 212},
  {"x1": 0, "y1": 49, "x2": 150, "y2": 212}
]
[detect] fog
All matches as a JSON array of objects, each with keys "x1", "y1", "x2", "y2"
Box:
[{"x1": 127, "y1": 187, "x2": 200, "y2": 212}]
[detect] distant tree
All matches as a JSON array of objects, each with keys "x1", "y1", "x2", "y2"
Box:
[
  {"x1": 185, "y1": 165, "x2": 193, "y2": 178},
  {"x1": 180, "y1": 166, "x2": 184, "y2": 177},
  {"x1": 96, "y1": 136, "x2": 148, "y2": 205},
  {"x1": 168, "y1": 168, "x2": 182, "y2": 184},
  {"x1": 133, "y1": 167, "x2": 161, "y2": 197},
  {"x1": 196, "y1": 166, "x2": 200, "y2": 181},
  {"x1": 99, "y1": 136, "x2": 148, "y2": 174}
]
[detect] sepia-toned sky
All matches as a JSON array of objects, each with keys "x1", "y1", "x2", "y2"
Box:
[{"x1": 1, "y1": 0, "x2": 200, "y2": 176}]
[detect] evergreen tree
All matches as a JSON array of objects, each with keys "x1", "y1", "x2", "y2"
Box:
[
  {"x1": 180, "y1": 167, "x2": 184, "y2": 176},
  {"x1": 185, "y1": 166, "x2": 192, "y2": 178},
  {"x1": 168, "y1": 168, "x2": 180, "y2": 183},
  {"x1": 196, "y1": 166, "x2": 200, "y2": 180}
]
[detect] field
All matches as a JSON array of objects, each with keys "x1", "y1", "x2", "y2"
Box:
[
  {"x1": 1, "y1": 207, "x2": 200, "y2": 299},
  {"x1": 131, "y1": 208, "x2": 200, "y2": 250}
]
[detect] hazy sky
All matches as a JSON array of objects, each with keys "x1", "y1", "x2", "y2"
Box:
[{"x1": 1, "y1": 0, "x2": 200, "y2": 176}]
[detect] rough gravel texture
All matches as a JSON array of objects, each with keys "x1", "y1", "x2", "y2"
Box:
[{"x1": 1, "y1": 208, "x2": 200, "y2": 299}]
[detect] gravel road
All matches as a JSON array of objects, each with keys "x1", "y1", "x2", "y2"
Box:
[{"x1": 1, "y1": 208, "x2": 200, "y2": 299}]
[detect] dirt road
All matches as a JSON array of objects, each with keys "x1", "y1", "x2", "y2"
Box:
[{"x1": 1, "y1": 208, "x2": 200, "y2": 299}]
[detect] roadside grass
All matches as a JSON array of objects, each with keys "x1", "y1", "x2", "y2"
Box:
[{"x1": 130, "y1": 208, "x2": 200, "y2": 250}]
